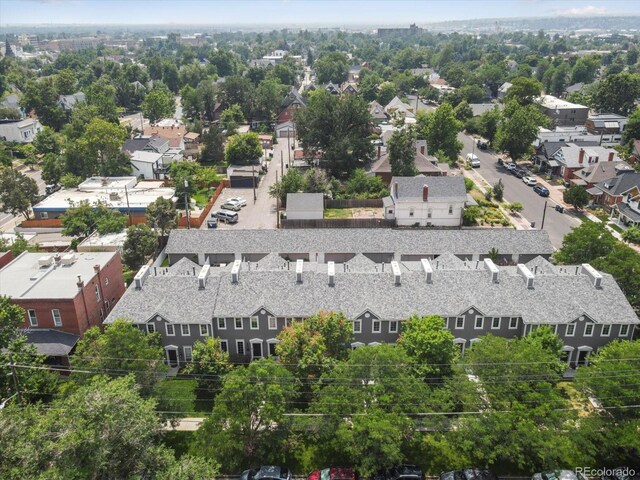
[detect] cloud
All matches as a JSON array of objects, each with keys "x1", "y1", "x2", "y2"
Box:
[{"x1": 553, "y1": 5, "x2": 608, "y2": 16}]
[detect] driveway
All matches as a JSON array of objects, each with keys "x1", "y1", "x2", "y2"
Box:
[{"x1": 458, "y1": 132, "x2": 581, "y2": 249}]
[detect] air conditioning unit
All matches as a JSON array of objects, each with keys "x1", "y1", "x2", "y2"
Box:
[
  {"x1": 38, "y1": 255, "x2": 54, "y2": 267},
  {"x1": 61, "y1": 252, "x2": 77, "y2": 265}
]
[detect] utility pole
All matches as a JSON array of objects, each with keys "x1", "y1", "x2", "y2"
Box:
[
  {"x1": 184, "y1": 180, "x2": 190, "y2": 229},
  {"x1": 281, "y1": 150, "x2": 284, "y2": 176},
  {"x1": 8, "y1": 353, "x2": 21, "y2": 403},
  {"x1": 287, "y1": 130, "x2": 291, "y2": 166},
  {"x1": 252, "y1": 164, "x2": 257, "y2": 203},
  {"x1": 124, "y1": 185, "x2": 132, "y2": 226},
  {"x1": 540, "y1": 200, "x2": 548, "y2": 230},
  {"x1": 275, "y1": 170, "x2": 280, "y2": 229}
]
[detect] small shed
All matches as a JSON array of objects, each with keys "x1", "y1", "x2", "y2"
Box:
[
  {"x1": 286, "y1": 193, "x2": 324, "y2": 220},
  {"x1": 227, "y1": 165, "x2": 260, "y2": 188}
]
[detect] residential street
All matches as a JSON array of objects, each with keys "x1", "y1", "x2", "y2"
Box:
[{"x1": 458, "y1": 132, "x2": 581, "y2": 249}]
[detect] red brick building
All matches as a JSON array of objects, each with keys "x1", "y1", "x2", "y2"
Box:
[{"x1": 0, "y1": 251, "x2": 125, "y2": 336}]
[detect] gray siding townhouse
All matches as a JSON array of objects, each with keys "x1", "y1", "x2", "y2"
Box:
[
  {"x1": 105, "y1": 253, "x2": 638, "y2": 369},
  {"x1": 164, "y1": 228, "x2": 554, "y2": 267}
]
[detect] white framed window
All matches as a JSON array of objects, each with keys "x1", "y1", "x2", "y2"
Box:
[
  {"x1": 620, "y1": 324, "x2": 629, "y2": 337},
  {"x1": 491, "y1": 317, "x2": 500, "y2": 330},
  {"x1": 285, "y1": 318, "x2": 293, "y2": 327},
  {"x1": 200, "y1": 324, "x2": 208, "y2": 336},
  {"x1": 39, "y1": 212, "x2": 48, "y2": 220},
  {"x1": 409, "y1": 208, "x2": 414, "y2": 217},
  {"x1": 448, "y1": 205, "x2": 453, "y2": 214},
  {"x1": 389, "y1": 321, "x2": 398, "y2": 333},
  {"x1": 455, "y1": 317, "x2": 464, "y2": 329},
  {"x1": 250, "y1": 316, "x2": 259, "y2": 330},
  {"x1": 51, "y1": 309, "x2": 62, "y2": 327},
  {"x1": 166, "y1": 324, "x2": 175, "y2": 336},
  {"x1": 353, "y1": 319, "x2": 361, "y2": 333},
  {"x1": 220, "y1": 340, "x2": 228, "y2": 352},
  {"x1": 584, "y1": 324, "x2": 594, "y2": 337},
  {"x1": 268, "y1": 316, "x2": 277, "y2": 330},
  {"x1": 95, "y1": 284, "x2": 101, "y2": 301},
  {"x1": 147, "y1": 323, "x2": 156, "y2": 334},
  {"x1": 183, "y1": 346, "x2": 193, "y2": 362},
  {"x1": 105, "y1": 300, "x2": 110, "y2": 312},
  {"x1": 372, "y1": 320, "x2": 381, "y2": 333},
  {"x1": 234, "y1": 317, "x2": 243, "y2": 330},
  {"x1": 217, "y1": 318, "x2": 226, "y2": 330},
  {"x1": 28, "y1": 309, "x2": 37, "y2": 327},
  {"x1": 105, "y1": 277, "x2": 109, "y2": 286},
  {"x1": 601, "y1": 324, "x2": 611, "y2": 337},
  {"x1": 236, "y1": 340, "x2": 245, "y2": 355},
  {"x1": 474, "y1": 316, "x2": 484, "y2": 330},
  {"x1": 551, "y1": 324, "x2": 558, "y2": 334},
  {"x1": 509, "y1": 317, "x2": 518, "y2": 329},
  {"x1": 181, "y1": 324, "x2": 190, "y2": 336},
  {"x1": 445, "y1": 317, "x2": 450, "y2": 329},
  {"x1": 566, "y1": 324, "x2": 575, "y2": 337},
  {"x1": 268, "y1": 340, "x2": 279, "y2": 357}
]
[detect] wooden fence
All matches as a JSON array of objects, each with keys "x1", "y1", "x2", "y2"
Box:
[
  {"x1": 325, "y1": 198, "x2": 383, "y2": 209},
  {"x1": 20, "y1": 216, "x2": 148, "y2": 229},
  {"x1": 281, "y1": 218, "x2": 394, "y2": 229},
  {"x1": 178, "y1": 179, "x2": 229, "y2": 229}
]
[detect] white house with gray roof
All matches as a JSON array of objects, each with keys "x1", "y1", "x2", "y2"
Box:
[
  {"x1": 106, "y1": 255, "x2": 638, "y2": 368},
  {"x1": 286, "y1": 193, "x2": 324, "y2": 220},
  {"x1": 384, "y1": 175, "x2": 468, "y2": 227}
]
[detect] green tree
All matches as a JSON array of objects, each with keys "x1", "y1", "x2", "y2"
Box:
[
  {"x1": 418, "y1": 103, "x2": 463, "y2": 163},
  {"x1": 397, "y1": 314, "x2": 457, "y2": 380},
  {"x1": 493, "y1": 179, "x2": 504, "y2": 202},
  {"x1": 570, "y1": 56, "x2": 600, "y2": 84},
  {"x1": 621, "y1": 225, "x2": 640, "y2": 245},
  {"x1": 494, "y1": 100, "x2": 548, "y2": 161},
  {"x1": 0, "y1": 168, "x2": 40, "y2": 219},
  {"x1": 122, "y1": 223, "x2": 158, "y2": 271},
  {"x1": 193, "y1": 359, "x2": 299, "y2": 472},
  {"x1": 59, "y1": 172, "x2": 83, "y2": 189},
  {"x1": 32, "y1": 127, "x2": 62, "y2": 155},
  {"x1": 180, "y1": 84, "x2": 203, "y2": 120},
  {"x1": 78, "y1": 118, "x2": 129, "y2": 177},
  {"x1": 218, "y1": 75, "x2": 254, "y2": 118},
  {"x1": 255, "y1": 78, "x2": 288, "y2": 120},
  {"x1": 508, "y1": 201, "x2": 523, "y2": 214},
  {"x1": 142, "y1": 86, "x2": 175, "y2": 124},
  {"x1": 200, "y1": 124, "x2": 226, "y2": 164},
  {"x1": 563, "y1": 185, "x2": 590, "y2": 210},
  {"x1": 220, "y1": 103, "x2": 245, "y2": 135},
  {"x1": 359, "y1": 73, "x2": 382, "y2": 101},
  {"x1": 304, "y1": 167, "x2": 330, "y2": 194},
  {"x1": 553, "y1": 221, "x2": 617, "y2": 265},
  {"x1": 183, "y1": 337, "x2": 231, "y2": 397},
  {"x1": 60, "y1": 200, "x2": 127, "y2": 238},
  {"x1": 591, "y1": 244, "x2": 640, "y2": 314},
  {"x1": 225, "y1": 132, "x2": 262, "y2": 165},
  {"x1": 388, "y1": 128, "x2": 418, "y2": 177},
  {"x1": 622, "y1": 107, "x2": 640, "y2": 146},
  {"x1": 592, "y1": 72, "x2": 640, "y2": 115},
  {"x1": 343, "y1": 168, "x2": 389, "y2": 199},
  {"x1": 453, "y1": 100, "x2": 473, "y2": 122},
  {"x1": 314, "y1": 51, "x2": 349, "y2": 84},
  {"x1": 478, "y1": 106, "x2": 502, "y2": 143},
  {"x1": 504, "y1": 76, "x2": 542, "y2": 106},
  {"x1": 377, "y1": 82, "x2": 397, "y2": 106},
  {"x1": 20, "y1": 78, "x2": 66, "y2": 130},
  {"x1": 269, "y1": 167, "x2": 306, "y2": 205},
  {"x1": 158, "y1": 456, "x2": 220, "y2": 480},
  {"x1": 86, "y1": 77, "x2": 120, "y2": 122},
  {"x1": 54, "y1": 68, "x2": 77, "y2": 95},
  {"x1": 146, "y1": 196, "x2": 178, "y2": 236}
]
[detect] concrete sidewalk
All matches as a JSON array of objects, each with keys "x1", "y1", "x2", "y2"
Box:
[{"x1": 164, "y1": 417, "x2": 205, "y2": 431}]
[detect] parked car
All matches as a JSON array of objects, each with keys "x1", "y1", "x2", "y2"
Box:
[
  {"x1": 440, "y1": 469, "x2": 498, "y2": 480},
  {"x1": 513, "y1": 168, "x2": 527, "y2": 178},
  {"x1": 477, "y1": 140, "x2": 488, "y2": 150},
  {"x1": 375, "y1": 465, "x2": 424, "y2": 480},
  {"x1": 466, "y1": 153, "x2": 480, "y2": 168},
  {"x1": 220, "y1": 201, "x2": 242, "y2": 211},
  {"x1": 241, "y1": 466, "x2": 292, "y2": 480},
  {"x1": 45, "y1": 183, "x2": 61, "y2": 195},
  {"x1": 207, "y1": 217, "x2": 218, "y2": 229},
  {"x1": 212, "y1": 209, "x2": 239, "y2": 223},
  {"x1": 532, "y1": 471, "x2": 586, "y2": 480},
  {"x1": 308, "y1": 467, "x2": 356, "y2": 480},
  {"x1": 601, "y1": 467, "x2": 640, "y2": 480},
  {"x1": 504, "y1": 162, "x2": 517, "y2": 171},
  {"x1": 533, "y1": 185, "x2": 550, "y2": 197},
  {"x1": 522, "y1": 176, "x2": 537, "y2": 186},
  {"x1": 228, "y1": 196, "x2": 247, "y2": 207}
]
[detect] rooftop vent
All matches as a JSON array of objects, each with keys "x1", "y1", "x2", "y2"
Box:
[
  {"x1": 296, "y1": 259, "x2": 304, "y2": 283},
  {"x1": 391, "y1": 261, "x2": 401, "y2": 286},
  {"x1": 198, "y1": 265, "x2": 210, "y2": 290},
  {"x1": 484, "y1": 258, "x2": 500, "y2": 283},
  {"x1": 61, "y1": 252, "x2": 76, "y2": 265},
  {"x1": 38, "y1": 255, "x2": 53, "y2": 267},
  {"x1": 231, "y1": 260, "x2": 241, "y2": 284},
  {"x1": 517, "y1": 264, "x2": 535, "y2": 289},
  {"x1": 421, "y1": 258, "x2": 433, "y2": 284},
  {"x1": 581, "y1": 263, "x2": 603, "y2": 289},
  {"x1": 328, "y1": 261, "x2": 335, "y2": 286},
  {"x1": 133, "y1": 265, "x2": 150, "y2": 290}
]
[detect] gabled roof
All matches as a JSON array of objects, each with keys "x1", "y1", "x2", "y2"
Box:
[
  {"x1": 596, "y1": 172, "x2": 640, "y2": 196},
  {"x1": 280, "y1": 88, "x2": 306, "y2": 109},
  {"x1": 167, "y1": 257, "x2": 201, "y2": 276},
  {"x1": 286, "y1": 193, "x2": 324, "y2": 212},
  {"x1": 345, "y1": 253, "x2": 378, "y2": 273},
  {"x1": 255, "y1": 252, "x2": 288, "y2": 270},
  {"x1": 574, "y1": 161, "x2": 634, "y2": 184},
  {"x1": 369, "y1": 100, "x2": 387, "y2": 120},
  {"x1": 390, "y1": 175, "x2": 467, "y2": 201}
]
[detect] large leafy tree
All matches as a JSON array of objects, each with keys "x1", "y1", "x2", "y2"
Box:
[
  {"x1": 295, "y1": 90, "x2": 374, "y2": 177},
  {"x1": 77, "y1": 118, "x2": 129, "y2": 177},
  {"x1": 563, "y1": 185, "x2": 590, "y2": 210},
  {"x1": 494, "y1": 100, "x2": 548, "y2": 161},
  {"x1": 32, "y1": 127, "x2": 62, "y2": 155},
  {"x1": 504, "y1": 76, "x2": 542, "y2": 106},
  {"x1": 255, "y1": 78, "x2": 288, "y2": 121},
  {"x1": 122, "y1": 223, "x2": 158, "y2": 271},
  {"x1": 314, "y1": 51, "x2": 349, "y2": 84},
  {"x1": 591, "y1": 244, "x2": 640, "y2": 315},
  {"x1": 0, "y1": 168, "x2": 39, "y2": 220},
  {"x1": 417, "y1": 103, "x2": 463, "y2": 162},
  {"x1": 622, "y1": 107, "x2": 640, "y2": 146},
  {"x1": 553, "y1": 221, "x2": 617, "y2": 265},
  {"x1": 86, "y1": 77, "x2": 120, "y2": 123},
  {"x1": 142, "y1": 85, "x2": 175, "y2": 124},
  {"x1": 60, "y1": 200, "x2": 127, "y2": 238},
  {"x1": 20, "y1": 78, "x2": 66, "y2": 130},
  {"x1": 200, "y1": 124, "x2": 226, "y2": 164},
  {"x1": 193, "y1": 359, "x2": 299, "y2": 472},
  {"x1": 183, "y1": 337, "x2": 231, "y2": 397},
  {"x1": 225, "y1": 132, "x2": 262, "y2": 165},
  {"x1": 388, "y1": 128, "x2": 418, "y2": 177},
  {"x1": 591, "y1": 72, "x2": 640, "y2": 116},
  {"x1": 146, "y1": 196, "x2": 178, "y2": 236},
  {"x1": 220, "y1": 103, "x2": 245, "y2": 135}
]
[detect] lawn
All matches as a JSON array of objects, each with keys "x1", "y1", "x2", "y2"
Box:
[
  {"x1": 154, "y1": 378, "x2": 214, "y2": 415},
  {"x1": 324, "y1": 208, "x2": 352, "y2": 219},
  {"x1": 557, "y1": 381, "x2": 592, "y2": 417},
  {"x1": 609, "y1": 223, "x2": 624, "y2": 234},
  {"x1": 122, "y1": 268, "x2": 135, "y2": 287},
  {"x1": 192, "y1": 188, "x2": 212, "y2": 207},
  {"x1": 162, "y1": 430, "x2": 195, "y2": 458}
]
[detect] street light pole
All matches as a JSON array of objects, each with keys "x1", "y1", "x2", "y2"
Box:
[
  {"x1": 252, "y1": 164, "x2": 257, "y2": 203},
  {"x1": 541, "y1": 200, "x2": 548, "y2": 230},
  {"x1": 184, "y1": 180, "x2": 190, "y2": 229}
]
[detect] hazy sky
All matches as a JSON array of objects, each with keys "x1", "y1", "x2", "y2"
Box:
[{"x1": 2, "y1": 0, "x2": 639, "y2": 25}]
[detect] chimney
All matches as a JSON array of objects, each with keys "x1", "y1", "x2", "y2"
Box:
[
  {"x1": 422, "y1": 184, "x2": 429, "y2": 202},
  {"x1": 93, "y1": 264, "x2": 101, "y2": 274},
  {"x1": 608, "y1": 151, "x2": 614, "y2": 162},
  {"x1": 328, "y1": 261, "x2": 335, "y2": 286},
  {"x1": 198, "y1": 265, "x2": 210, "y2": 290},
  {"x1": 391, "y1": 261, "x2": 401, "y2": 286},
  {"x1": 231, "y1": 260, "x2": 241, "y2": 284},
  {"x1": 581, "y1": 263, "x2": 603, "y2": 289},
  {"x1": 421, "y1": 258, "x2": 433, "y2": 284},
  {"x1": 579, "y1": 148, "x2": 585, "y2": 164},
  {"x1": 133, "y1": 265, "x2": 150, "y2": 290},
  {"x1": 517, "y1": 264, "x2": 535, "y2": 289},
  {"x1": 484, "y1": 258, "x2": 500, "y2": 283},
  {"x1": 377, "y1": 145, "x2": 381, "y2": 159},
  {"x1": 296, "y1": 259, "x2": 304, "y2": 283},
  {"x1": 76, "y1": 274, "x2": 84, "y2": 290},
  {"x1": 393, "y1": 182, "x2": 398, "y2": 199}
]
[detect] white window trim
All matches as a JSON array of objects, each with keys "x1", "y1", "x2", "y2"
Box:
[
  {"x1": 236, "y1": 339, "x2": 245, "y2": 355},
  {"x1": 267, "y1": 338, "x2": 280, "y2": 357},
  {"x1": 250, "y1": 339, "x2": 263, "y2": 359},
  {"x1": 181, "y1": 324, "x2": 190, "y2": 336},
  {"x1": 566, "y1": 324, "x2": 575, "y2": 337},
  {"x1": 183, "y1": 346, "x2": 193, "y2": 362},
  {"x1": 146, "y1": 323, "x2": 156, "y2": 334},
  {"x1": 220, "y1": 339, "x2": 228, "y2": 352},
  {"x1": 455, "y1": 317, "x2": 464, "y2": 330},
  {"x1": 601, "y1": 324, "x2": 611, "y2": 337},
  {"x1": 217, "y1": 318, "x2": 226, "y2": 330},
  {"x1": 234, "y1": 317, "x2": 243, "y2": 330},
  {"x1": 491, "y1": 317, "x2": 501, "y2": 330},
  {"x1": 474, "y1": 316, "x2": 484, "y2": 330},
  {"x1": 250, "y1": 316, "x2": 259, "y2": 330},
  {"x1": 166, "y1": 323, "x2": 175, "y2": 336},
  {"x1": 95, "y1": 284, "x2": 101, "y2": 301},
  {"x1": 353, "y1": 319, "x2": 362, "y2": 334},
  {"x1": 200, "y1": 324, "x2": 208, "y2": 336},
  {"x1": 619, "y1": 324, "x2": 629, "y2": 337},
  {"x1": 268, "y1": 316, "x2": 277, "y2": 330},
  {"x1": 584, "y1": 323, "x2": 594, "y2": 337},
  {"x1": 389, "y1": 320, "x2": 398, "y2": 333},
  {"x1": 551, "y1": 324, "x2": 558, "y2": 335},
  {"x1": 372, "y1": 320, "x2": 381, "y2": 333},
  {"x1": 28, "y1": 309, "x2": 37, "y2": 327},
  {"x1": 52, "y1": 309, "x2": 62, "y2": 327},
  {"x1": 509, "y1": 317, "x2": 518, "y2": 330}
]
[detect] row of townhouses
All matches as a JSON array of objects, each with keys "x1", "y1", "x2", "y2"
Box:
[{"x1": 106, "y1": 230, "x2": 639, "y2": 369}]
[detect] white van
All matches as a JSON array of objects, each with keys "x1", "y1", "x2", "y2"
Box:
[{"x1": 212, "y1": 209, "x2": 239, "y2": 224}]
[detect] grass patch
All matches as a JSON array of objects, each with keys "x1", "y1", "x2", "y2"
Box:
[
  {"x1": 324, "y1": 208, "x2": 352, "y2": 219},
  {"x1": 609, "y1": 223, "x2": 624, "y2": 234},
  {"x1": 162, "y1": 430, "x2": 195, "y2": 458},
  {"x1": 154, "y1": 378, "x2": 214, "y2": 415},
  {"x1": 192, "y1": 188, "x2": 212, "y2": 207},
  {"x1": 557, "y1": 381, "x2": 591, "y2": 417},
  {"x1": 122, "y1": 268, "x2": 135, "y2": 287},
  {"x1": 161, "y1": 257, "x2": 170, "y2": 267},
  {"x1": 470, "y1": 189, "x2": 487, "y2": 203}
]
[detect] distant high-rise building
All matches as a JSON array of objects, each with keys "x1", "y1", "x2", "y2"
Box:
[{"x1": 377, "y1": 23, "x2": 423, "y2": 39}]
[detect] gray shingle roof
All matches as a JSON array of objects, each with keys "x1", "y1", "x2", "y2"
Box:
[
  {"x1": 390, "y1": 175, "x2": 467, "y2": 200},
  {"x1": 597, "y1": 172, "x2": 640, "y2": 196},
  {"x1": 25, "y1": 329, "x2": 79, "y2": 356},
  {"x1": 166, "y1": 229, "x2": 554, "y2": 257},
  {"x1": 286, "y1": 193, "x2": 324, "y2": 212}
]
